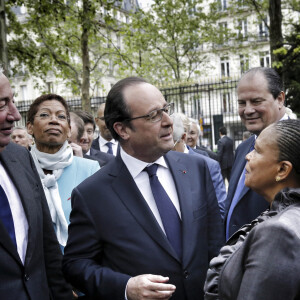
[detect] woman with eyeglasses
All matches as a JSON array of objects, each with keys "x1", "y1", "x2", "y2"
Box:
[
  {"x1": 27, "y1": 94, "x2": 99, "y2": 250},
  {"x1": 204, "y1": 119, "x2": 300, "y2": 300}
]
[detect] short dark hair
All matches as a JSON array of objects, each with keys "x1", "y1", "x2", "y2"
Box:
[
  {"x1": 272, "y1": 119, "x2": 300, "y2": 174},
  {"x1": 219, "y1": 126, "x2": 227, "y2": 135},
  {"x1": 104, "y1": 77, "x2": 148, "y2": 141},
  {"x1": 241, "y1": 67, "x2": 283, "y2": 100},
  {"x1": 74, "y1": 110, "x2": 95, "y2": 131},
  {"x1": 70, "y1": 112, "x2": 84, "y2": 142},
  {"x1": 27, "y1": 94, "x2": 70, "y2": 125}
]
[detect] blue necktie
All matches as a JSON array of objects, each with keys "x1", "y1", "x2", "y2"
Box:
[
  {"x1": 226, "y1": 141, "x2": 255, "y2": 240},
  {"x1": 0, "y1": 184, "x2": 17, "y2": 247},
  {"x1": 106, "y1": 142, "x2": 113, "y2": 155},
  {"x1": 145, "y1": 164, "x2": 182, "y2": 259}
]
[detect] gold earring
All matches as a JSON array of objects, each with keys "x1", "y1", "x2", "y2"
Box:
[{"x1": 275, "y1": 176, "x2": 281, "y2": 182}]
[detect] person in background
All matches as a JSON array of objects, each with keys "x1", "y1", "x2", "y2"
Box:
[
  {"x1": 63, "y1": 77, "x2": 224, "y2": 300},
  {"x1": 68, "y1": 112, "x2": 85, "y2": 157},
  {"x1": 217, "y1": 126, "x2": 234, "y2": 183},
  {"x1": 171, "y1": 113, "x2": 227, "y2": 219},
  {"x1": 26, "y1": 94, "x2": 100, "y2": 249},
  {"x1": 225, "y1": 67, "x2": 294, "y2": 240},
  {"x1": 11, "y1": 125, "x2": 32, "y2": 149},
  {"x1": 74, "y1": 110, "x2": 114, "y2": 166},
  {"x1": 92, "y1": 102, "x2": 119, "y2": 155},
  {"x1": 205, "y1": 119, "x2": 300, "y2": 300},
  {"x1": 0, "y1": 72, "x2": 72, "y2": 299},
  {"x1": 188, "y1": 119, "x2": 218, "y2": 160},
  {"x1": 242, "y1": 131, "x2": 251, "y2": 141}
]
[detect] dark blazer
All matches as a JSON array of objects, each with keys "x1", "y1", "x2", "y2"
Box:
[
  {"x1": 196, "y1": 145, "x2": 218, "y2": 161},
  {"x1": 219, "y1": 198, "x2": 300, "y2": 300},
  {"x1": 91, "y1": 136, "x2": 100, "y2": 151},
  {"x1": 84, "y1": 147, "x2": 114, "y2": 167},
  {"x1": 63, "y1": 151, "x2": 224, "y2": 300},
  {"x1": 0, "y1": 143, "x2": 72, "y2": 300},
  {"x1": 217, "y1": 136, "x2": 234, "y2": 170},
  {"x1": 190, "y1": 147, "x2": 227, "y2": 219},
  {"x1": 224, "y1": 136, "x2": 269, "y2": 238}
]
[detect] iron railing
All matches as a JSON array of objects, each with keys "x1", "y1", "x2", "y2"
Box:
[{"x1": 16, "y1": 79, "x2": 246, "y2": 151}]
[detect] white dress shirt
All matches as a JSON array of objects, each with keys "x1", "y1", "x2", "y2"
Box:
[
  {"x1": 99, "y1": 135, "x2": 118, "y2": 156},
  {"x1": 120, "y1": 148, "x2": 181, "y2": 233},
  {"x1": 0, "y1": 161, "x2": 28, "y2": 264}
]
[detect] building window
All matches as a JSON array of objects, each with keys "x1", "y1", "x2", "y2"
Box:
[
  {"x1": 258, "y1": 17, "x2": 269, "y2": 40},
  {"x1": 20, "y1": 85, "x2": 28, "y2": 100},
  {"x1": 221, "y1": 57, "x2": 230, "y2": 77},
  {"x1": 221, "y1": 92, "x2": 233, "y2": 113},
  {"x1": 240, "y1": 55, "x2": 249, "y2": 74},
  {"x1": 47, "y1": 82, "x2": 53, "y2": 93},
  {"x1": 237, "y1": 0, "x2": 247, "y2": 8},
  {"x1": 218, "y1": 22, "x2": 228, "y2": 44},
  {"x1": 217, "y1": 0, "x2": 227, "y2": 11},
  {"x1": 259, "y1": 51, "x2": 270, "y2": 67},
  {"x1": 237, "y1": 19, "x2": 247, "y2": 40}
]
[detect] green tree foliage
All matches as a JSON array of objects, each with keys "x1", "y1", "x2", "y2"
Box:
[
  {"x1": 6, "y1": 0, "x2": 119, "y2": 110},
  {"x1": 116, "y1": 0, "x2": 221, "y2": 112},
  {"x1": 273, "y1": 1, "x2": 300, "y2": 113},
  {"x1": 117, "y1": 0, "x2": 219, "y2": 83}
]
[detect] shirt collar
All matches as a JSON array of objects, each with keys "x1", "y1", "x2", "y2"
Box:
[
  {"x1": 99, "y1": 135, "x2": 117, "y2": 146},
  {"x1": 184, "y1": 144, "x2": 189, "y2": 154},
  {"x1": 120, "y1": 147, "x2": 168, "y2": 179}
]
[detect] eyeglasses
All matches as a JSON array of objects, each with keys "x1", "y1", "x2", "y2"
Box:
[
  {"x1": 125, "y1": 103, "x2": 174, "y2": 123},
  {"x1": 35, "y1": 112, "x2": 69, "y2": 122}
]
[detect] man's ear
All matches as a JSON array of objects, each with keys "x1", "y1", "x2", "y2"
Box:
[
  {"x1": 181, "y1": 132, "x2": 187, "y2": 143},
  {"x1": 277, "y1": 91, "x2": 285, "y2": 109},
  {"x1": 277, "y1": 160, "x2": 293, "y2": 181},
  {"x1": 113, "y1": 122, "x2": 130, "y2": 141}
]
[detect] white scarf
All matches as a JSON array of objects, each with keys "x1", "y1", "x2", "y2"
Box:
[{"x1": 30, "y1": 141, "x2": 73, "y2": 246}]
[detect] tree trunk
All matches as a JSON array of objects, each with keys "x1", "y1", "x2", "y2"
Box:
[
  {"x1": 81, "y1": 0, "x2": 91, "y2": 112},
  {"x1": 0, "y1": 0, "x2": 9, "y2": 76},
  {"x1": 268, "y1": 0, "x2": 283, "y2": 67}
]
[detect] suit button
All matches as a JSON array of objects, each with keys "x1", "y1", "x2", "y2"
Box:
[
  {"x1": 24, "y1": 274, "x2": 29, "y2": 281},
  {"x1": 183, "y1": 270, "x2": 189, "y2": 279}
]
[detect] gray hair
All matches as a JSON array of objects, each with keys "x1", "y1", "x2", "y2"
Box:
[
  {"x1": 170, "y1": 113, "x2": 185, "y2": 141},
  {"x1": 12, "y1": 126, "x2": 32, "y2": 138}
]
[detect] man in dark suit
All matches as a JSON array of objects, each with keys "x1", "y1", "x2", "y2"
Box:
[
  {"x1": 73, "y1": 110, "x2": 114, "y2": 167},
  {"x1": 92, "y1": 103, "x2": 119, "y2": 155},
  {"x1": 217, "y1": 126, "x2": 234, "y2": 182},
  {"x1": 0, "y1": 72, "x2": 72, "y2": 299},
  {"x1": 63, "y1": 77, "x2": 224, "y2": 300},
  {"x1": 225, "y1": 67, "x2": 291, "y2": 240}
]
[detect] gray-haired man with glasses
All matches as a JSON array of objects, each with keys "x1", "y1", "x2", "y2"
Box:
[{"x1": 63, "y1": 77, "x2": 224, "y2": 300}]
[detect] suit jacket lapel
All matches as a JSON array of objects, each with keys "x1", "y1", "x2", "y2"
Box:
[
  {"x1": 164, "y1": 153, "x2": 195, "y2": 267},
  {"x1": 110, "y1": 156, "x2": 180, "y2": 262},
  {"x1": 0, "y1": 148, "x2": 38, "y2": 267},
  {"x1": 233, "y1": 137, "x2": 255, "y2": 206}
]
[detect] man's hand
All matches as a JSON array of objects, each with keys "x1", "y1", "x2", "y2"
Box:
[
  {"x1": 69, "y1": 142, "x2": 83, "y2": 157},
  {"x1": 127, "y1": 274, "x2": 176, "y2": 300}
]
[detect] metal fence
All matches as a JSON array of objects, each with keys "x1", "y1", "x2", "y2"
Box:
[{"x1": 16, "y1": 78, "x2": 246, "y2": 151}]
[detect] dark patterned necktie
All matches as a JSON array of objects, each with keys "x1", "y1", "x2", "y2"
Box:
[
  {"x1": 144, "y1": 164, "x2": 182, "y2": 259},
  {"x1": 0, "y1": 184, "x2": 17, "y2": 247},
  {"x1": 106, "y1": 142, "x2": 113, "y2": 155}
]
